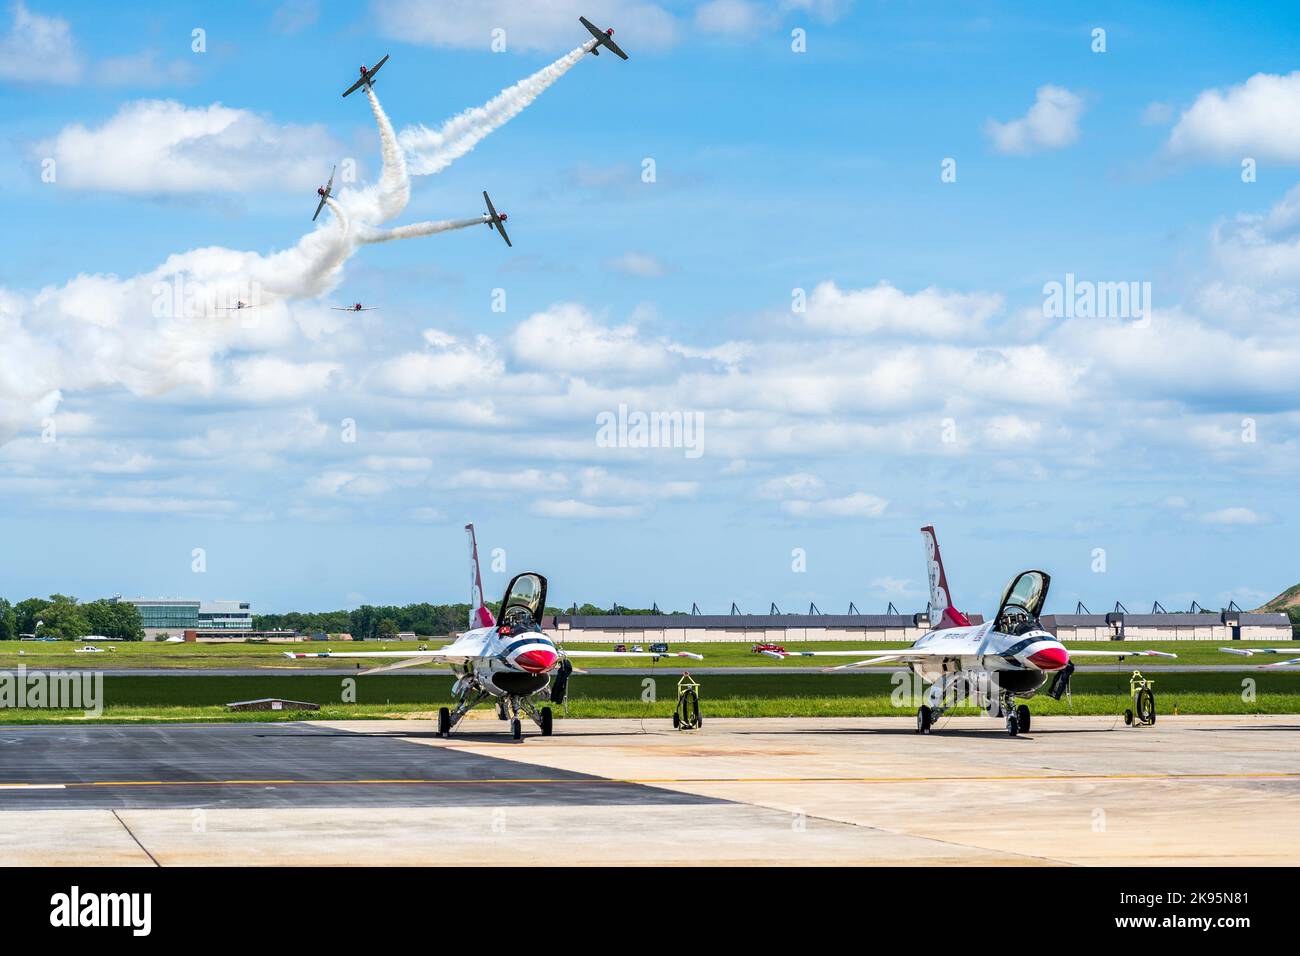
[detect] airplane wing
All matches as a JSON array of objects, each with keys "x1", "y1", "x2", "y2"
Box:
[
  {"x1": 563, "y1": 650, "x2": 703, "y2": 660},
  {"x1": 342, "y1": 75, "x2": 368, "y2": 98},
  {"x1": 1065, "y1": 650, "x2": 1178, "y2": 658},
  {"x1": 1220, "y1": 647, "x2": 1300, "y2": 667},
  {"x1": 579, "y1": 15, "x2": 602, "y2": 39},
  {"x1": 312, "y1": 195, "x2": 328, "y2": 221},
  {"x1": 483, "y1": 191, "x2": 511, "y2": 247},
  {"x1": 368, "y1": 54, "x2": 389, "y2": 80},
  {"x1": 284, "y1": 649, "x2": 472, "y2": 666},
  {"x1": 604, "y1": 37, "x2": 629, "y2": 59}
]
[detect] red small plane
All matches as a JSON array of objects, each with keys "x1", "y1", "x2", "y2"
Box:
[
  {"x1": 580, "y1": 16, "x2": 628, "y2": 59},
  {"x1": 342, "y1": 54, "x2": 389, "y2": 97},
  {"x1": 331, "y1": 302, "x2": 377, "y2": 312},
  {"x1": 312, "y1": 166, "x2": 335, "y2": 222}
]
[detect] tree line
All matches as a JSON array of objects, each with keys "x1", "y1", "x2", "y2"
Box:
[
  {"x1": 0, "y1": 595, "x2": 144, "y2": 641},
  {"x1": 253, "y1": 603, "x2": 681, "y2": 639}
]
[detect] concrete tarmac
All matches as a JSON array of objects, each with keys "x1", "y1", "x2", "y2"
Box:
[{"x1": 1, "y1": 715, "x2": 1298, "y2": 866}]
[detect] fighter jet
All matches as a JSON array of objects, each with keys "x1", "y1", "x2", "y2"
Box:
[
  {"x1": 331, "y1": 302, "x2": 377, "y2": 312},
  {"x1": 580, "y1": 16, "x2": 628, "y2": 59},
  {"x1": 481, "y1": 190, "x2": 512, "y2": 247},
  {"x1": 762, "y1": 526, "x2": 1177, "y2": 736},
  {"x1": 285, "y1": 524, "x2": 701, "y2": 740},
  {"x1": 342, "y1": 54, "x2": 389, "y2": 97},
  {"x1": 312, "y1": 166, "x2": 335, "y2": 222}
]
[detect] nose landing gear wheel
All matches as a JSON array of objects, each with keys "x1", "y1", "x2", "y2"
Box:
[
  {"x1": 916, "y1": 705, "x2": 933, "y2": 734},
  {"x1": 540, "y1": 706, "x2": 553, "y2": 737},
  {"x1": 1005, "y1": 712, "x2": 1020, "y2": 737},
  {"x1": 437, "y1": 707, "x2": 451, "y2": 738},
  {"x1": 510, "y1": 718, "x2": 522, "y2": 741},
  {"x1": 1015, "y1": 704, "x2": 1031, "y2": 734}
]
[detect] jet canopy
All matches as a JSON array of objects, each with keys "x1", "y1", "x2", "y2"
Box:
[
  {"x1": 498, "y1": 572, "x2": 548, "y2": 633},
  {"x1": 994, "y1": 569, "x2": 1051, "y2": 635}
]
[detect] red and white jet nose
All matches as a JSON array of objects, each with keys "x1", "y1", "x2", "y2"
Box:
[
  {"x1": 1027, "y1": 645, "x2": 1069, "y2": 671},
  {"x1": 514, "y1": 648, "x2": 558, "y2": 673}
]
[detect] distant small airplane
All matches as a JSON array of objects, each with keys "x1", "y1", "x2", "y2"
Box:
[
  {"x1": 481, "y1": 190, "x2": 511, "y2": 247},
  {"x1": 313, "y1": 165, "x2": 335, "y2": 221},
  {"x1": 1221, "y1": 647, "x2": 1300, "y2": 668},
  {"x1": 580, "y1": 16, "x2": 628, "y2": 59},
  {"x1": 331, "y1": 302, "x2": 377, "y2": 312},
  {"x1": 342, "y1": 54, "x2": 389, "y2": 97},
  {"x1": 223, "y1": 301, "x2": 255, "y2": 311}
]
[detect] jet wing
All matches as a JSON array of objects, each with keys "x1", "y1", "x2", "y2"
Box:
[
  {"x1": 1220, "y1": 648, "x2": 1300, "y2": 667},
  {"x1": 1065, "y1": 650, "x2": 1178, "y2": 658},
  {"x1": 563, "y1": 650, "x2": 703, "y2": 660},
  {"x1": 284, "y1": 649, "x2": 471, "y2": 666}
]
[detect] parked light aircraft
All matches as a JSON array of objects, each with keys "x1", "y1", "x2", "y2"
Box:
[
  {"x1": 285, "y1": 524, "x2": 701, "y2": 739},
  {"x1": 762, "y1": 526, "x2": 1176, "y2": 736}
]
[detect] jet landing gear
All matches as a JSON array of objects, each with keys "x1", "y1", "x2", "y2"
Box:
[
  {"x1": 1000, "y1": 694, "x2": 1031, "y2": 737},
  {"x1": 437, "y1": 688, "x2": 489, "y2": 738}
]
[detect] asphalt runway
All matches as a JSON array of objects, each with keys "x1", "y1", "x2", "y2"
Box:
[{"x1": 2, "y1": 715, "x2": 1298, "y2": 865}]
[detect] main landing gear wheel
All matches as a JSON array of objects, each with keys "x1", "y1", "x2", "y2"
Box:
[
  {"x1": 1135, "y1": 686, "x2": 1156, "y2": 725},
  {"x1": 1016, "y1": 704, "x2": 1031, "y2": 734},
  {"x1": 437, "y1": 707, "x2": 451, "y2": 738},
  {"x1": 540, "y1": 706, "x2": 553, "y2": 737},
  {"x1": 1005, "y1": 711, "x2": 1020, "y2": 737},
  {"x1": 510, "y1": 718, "x2": 522, "y2": 741},
  {"x1": 916, "y1": 706, "x2": 933, "y2": 734}
]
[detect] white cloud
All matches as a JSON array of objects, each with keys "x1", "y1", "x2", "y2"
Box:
[
  {"x1": 801, "y1": 280, "x2": 1003, "y2": 338},
  {"x1": 510, "y1": 303, "x2": 676, "y2": 374},
  {"x1": 606, "y1": 252, "x2": 668, "y2": 278},
  {"x1": 532, "y1": 498, "x2": 643, "y2": 519},
  {"x1": 695, "y1": 0, "x2": 771, "y2": 35},
  {"x1": 985, "y1": 85, "x2": 1084, "y2": 155},
  {"x1": 757, "y1": 472, "x2": 826, "y2": 500},
  {"x1": 0, "y1": 1, "x2": 81, "y2": 85},
  {"x1": 1168, "y1": 72, "x2": 1300, "y2": 163},
  {"x1": 869, "y1": 576, "x2": 916, "y2": 597},
  {"x1": 1199, "y1": 506, "x2": 1269, "y2": 526},
  {"x1": 782, "y1": 492, "x2": 888, "y2": 518},
  {"x1": 229, "y1": 357, "x2": 339, "y2": 403},
  {"x1": 1141, "y1": 101, "x2": 1173, "y2": 126},
  {"x1": 376, "y1": 330, "x2": 503, "y2": 394},
  {"x1": 36, "y1": 100, "x2": 341, "y2": 194},
  {"x1": 449, "y1": 469, "x2": 570, "y2": 492},
  {"x1": 577, "y1": 467, "x2": 696, "y2": 501}
]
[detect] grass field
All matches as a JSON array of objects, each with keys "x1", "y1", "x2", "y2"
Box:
[
  {"x1": 0, "y1": 638, "x2": 1290, "y2": 670},
  {"x1": 0, "y1": 670, "x2": 1296, "y2": 723}
]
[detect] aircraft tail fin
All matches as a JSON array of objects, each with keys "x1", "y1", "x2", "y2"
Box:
[
  {"x1": 465, "y1": 523, "x2": 496, "y2": 629},
  {"x1": 921, "y1": 525, "x2": 969, "y2": 629}
]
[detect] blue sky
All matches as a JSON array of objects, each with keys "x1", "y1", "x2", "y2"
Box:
[{"x1": 2, "y1": 0, "x2": 1298, "y2": 617}]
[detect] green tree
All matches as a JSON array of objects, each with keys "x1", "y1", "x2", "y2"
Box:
[
  {"x1": 377, "y1": 617, "x2": 400, "y2": 638},
  {"x1": 33, "y1": 595, "x2": 90, "y2": 640},
  {"x1": 0, "y1": 599, "x2": 16, "y2": 640}
]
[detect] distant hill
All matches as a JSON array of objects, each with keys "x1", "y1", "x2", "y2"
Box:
[{"x1": 1258, "y1": 585, "x2": 1300, "y2": 613}]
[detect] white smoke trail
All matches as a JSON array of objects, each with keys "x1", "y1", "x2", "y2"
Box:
[
  {"x1": 357, "y1": 216, "x2": 484, "y2": 245},
  {"x1": 399, "y1": 41, "x2": 596, "y2": 177}
]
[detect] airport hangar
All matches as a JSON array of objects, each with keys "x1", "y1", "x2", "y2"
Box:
[{"x1": 546, "y1": 607, "x2": 1292, "y2": 644}]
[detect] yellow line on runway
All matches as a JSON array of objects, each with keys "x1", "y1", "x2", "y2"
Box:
[{"x1": 0, "y1": 770, "x2": 1297, "y2": 790}]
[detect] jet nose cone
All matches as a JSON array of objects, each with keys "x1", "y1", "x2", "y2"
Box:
[
  {"x1": 514, "y1": 649, "x2": 558, "y2": 673},
  {"x1": 1027, "y1": 645, "x2": 1069, "y2": 671}
]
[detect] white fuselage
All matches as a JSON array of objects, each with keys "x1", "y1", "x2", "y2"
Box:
[
  {"x1": 443, "y1": 625, "x2": 561, "y2": 698},
  {"x1": 909, "y1": 624, "x2": 1069, "y2": 698}
]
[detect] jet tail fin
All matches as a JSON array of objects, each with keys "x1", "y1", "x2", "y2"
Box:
[
  {"x1": 465, "y1": 523, "x2": 496, "y2": 629},
  {"x1": 921, "y1": 525, "x2": 970, "y2": 629}
]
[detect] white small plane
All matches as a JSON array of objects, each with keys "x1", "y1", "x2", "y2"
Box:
[
  {"x1": 286, "y1": 523, "x2": 701, "y2": 740},
  {"x1": 762, "y1": 525, "x2": 1176, "y2": 736},
  {"x1": 1220, "y1": 647, "x2": 1300, "y2": 667}
]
